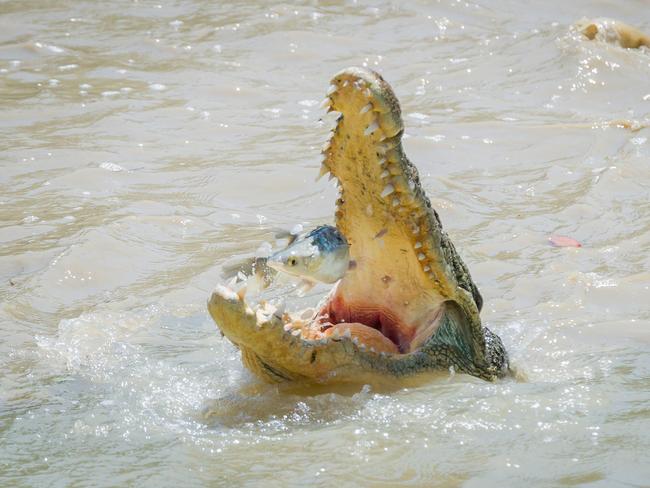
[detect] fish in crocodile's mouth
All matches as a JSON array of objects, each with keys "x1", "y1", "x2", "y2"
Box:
[{"x1": 208, "y1": 67, "x2": 508, "y2": 383}]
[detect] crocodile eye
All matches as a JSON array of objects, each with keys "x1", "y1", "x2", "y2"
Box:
[{"x1": 287, "y1": 257, "x2": 297, "y2": 266}]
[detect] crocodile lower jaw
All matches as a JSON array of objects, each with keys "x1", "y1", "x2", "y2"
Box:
[{"x1": 209, "y1": 281, "x2": 445, "y2": 360}]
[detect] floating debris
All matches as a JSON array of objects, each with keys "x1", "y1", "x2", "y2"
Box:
[{"x1": 549, "y1": 235, "x2": 582, "y2": 248}]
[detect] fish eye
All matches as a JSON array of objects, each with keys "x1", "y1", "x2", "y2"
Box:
[{"x1": 287, "y1": 257, "x2": 297, "y2": 266}]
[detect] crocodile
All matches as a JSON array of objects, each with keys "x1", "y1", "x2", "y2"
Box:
[{"x1": 208, "y1": 67, "x2": 509, "y2": 385}]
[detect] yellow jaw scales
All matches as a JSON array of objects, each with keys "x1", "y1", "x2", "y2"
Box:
[{"x1": 319, "y1": 69, "x2": 461, "y2": 352}]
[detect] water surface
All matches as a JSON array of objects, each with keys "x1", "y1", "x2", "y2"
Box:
[{"x1": 1, "y1": 1, "x2": 649, "y2": 486}]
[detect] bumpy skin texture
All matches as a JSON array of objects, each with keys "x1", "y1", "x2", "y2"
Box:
[{"x1": 208, "y1": 67, "x2": 510, "y2": 385}]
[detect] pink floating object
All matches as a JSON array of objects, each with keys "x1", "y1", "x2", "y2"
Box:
[{"x1": 549, "y1": 235, "x2": 582, "y2": 248}]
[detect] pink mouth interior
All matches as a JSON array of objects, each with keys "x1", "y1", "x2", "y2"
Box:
[{"x1": 318, "y1": 294, "x2": 415, "y2": 353}]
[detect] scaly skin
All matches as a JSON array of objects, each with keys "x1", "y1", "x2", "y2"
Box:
[{"x1": 208, "y1": 67, "x2": 509, "y2": 384}]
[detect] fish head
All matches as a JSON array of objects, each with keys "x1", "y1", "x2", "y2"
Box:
[
  {"x1": 267, "y1": 240, "x2": 321, "y2": 278},
  {"x1": 267, "y1": 225, "x2": 350, "y2": 283}
]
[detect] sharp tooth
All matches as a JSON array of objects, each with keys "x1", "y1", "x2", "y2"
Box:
[
  {"x1": 283, "y1": 323, "x2": 293, "y2": 332},
  {"x1": 327, "y1": 84, "x2": 337, "y2": 95},
  {"x1": 414, "y1": 242, "x2": 422, "y2": 249},
  {"x1": 380, "y1": 170, "x2": 389, "y2": 178},
  {"x1": 320, "y1": 97, "x2": 331, "y2": 109},
  {"x1": 342, "y1": 80, "x2": 349, "y2": 87},
  {"x1": 378, "y1": 157, "x2": 386, "y2": 166},
  {"x1": 352, "y1": 337, "x2": 359, "y2": 345},
  {"x1": 317, "y1": 163, "x2": 330, "y2": 181},
  {"x1": 423, "y1": 265, "x2": 431, "y2": 272},
  {"x1": 364, "y1": 121, "x2": 379, "y2": 136},
  {"x1": 321, "y1": 140, "x2": 331, "y2": 153},
  {"x1": 359, "y1": 343, "x2": 367, "y2": 351},
  {"x1": 418, "y1": 253, "x2": 426, "y2": 261},
  {"x1": 370, "y1": 347, "x2": 376, "y2": 353},
  {"x1": 319, "y1": 337, "x2": 328, "y2": 345},
  {"x1": 360, "y1": 103, "x2": 372, "y2": 114},
  {"x1": 331, "y1": 329, "x2": 340, "y2": 339},
  {"x1": 342, "y1": 328, "x2": 352, "y2": 338},
  {"x1": 236, "y1": 285, "x2": 247, "y2": 300},
  {"x1": 392, "y1": 198, "x2": 400, "y2": 207},
  {"x1": 381, "y1": 184, "x2": 395, "y2": 198},
  {"x1": 291, "y1": 329, "x2": 301, "y2": 337},
  {"x1": 255, "y1": 308, "x2": 267, "y2": 327}
]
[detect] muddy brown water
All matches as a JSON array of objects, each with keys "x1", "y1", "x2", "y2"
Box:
[{"x1": 1, "y1": 1, "x2": 649, "y2": 486}]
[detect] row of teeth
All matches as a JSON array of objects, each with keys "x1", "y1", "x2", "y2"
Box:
[
  {"x1": 215, "y1": 285, "x2": 387, "y2": 356},
  {"x1": 287, "y1": 329, "x2": 391, "y2": 356},
  {"x1": 249, "y1": 298, "x2": 391, "y2": 355},
  {"x1": 321, "y1": 74, "x2": 438, "y2": 283},
  {"x1": 255, "y1": 304, "x2": 389, "y2": 355}
]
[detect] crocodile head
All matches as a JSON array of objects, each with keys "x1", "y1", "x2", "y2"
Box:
[{"x1": 208, "y1": 67, "x2": 509, "y2": 384}]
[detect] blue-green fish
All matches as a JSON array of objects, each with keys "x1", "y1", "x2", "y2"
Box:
[{"x1": 267, "y1": 225, "x2": 350, "y2": 284}]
